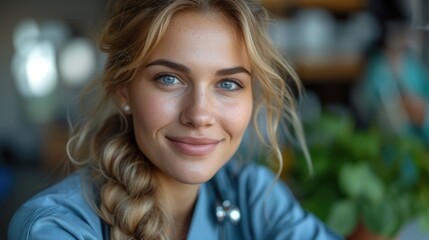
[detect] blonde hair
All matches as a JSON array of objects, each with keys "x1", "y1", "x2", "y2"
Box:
[{"x1": 67, "y1": 0, "x2": 310, "y2": 239}]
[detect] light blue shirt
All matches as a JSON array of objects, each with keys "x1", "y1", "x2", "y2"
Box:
[{"x1": 8, "y1": 162, "x2": 341, "y2": 239}]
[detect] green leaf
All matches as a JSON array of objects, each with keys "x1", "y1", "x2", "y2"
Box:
[
  {"x1": 363, "y1": 201, "x2": 398, "y2": 237},
  {"x1": 327, "y1": 200, "x2": 358, "y2": 236},
  {"x1": 339, "y1": 162, "x2": 385, "y2": 202},
  {"x1": 417, "y1": 204, "x2": 429, "y2": 231}
]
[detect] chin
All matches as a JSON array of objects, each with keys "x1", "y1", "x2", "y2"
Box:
[{"x1": 175, "y1": 168, "x2": 218, "y2": 185}]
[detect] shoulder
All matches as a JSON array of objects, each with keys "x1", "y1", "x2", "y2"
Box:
[
  {"x1": 218, "y1": 161, "x2": 274, "y2": 181},
  {"x1": 217, "y1": 161, "x2": 289, "y2": 200},
  {"x1": 214, "y1": 162, "x2": 297, "y2": 226},
  {"x1": 8, "y1": 170, "x2": 105, "y2": 240},
  {"x1": 223, "y1": 162, "x2": 297, "y2": 212},
  {"x1": 216, "y1": 162, "x2": 342, "y2": 239}
]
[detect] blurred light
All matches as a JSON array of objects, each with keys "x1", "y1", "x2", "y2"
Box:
[
  {"x1": 13, "y1": 19, "x2": 40, "y2": 52},
  {"x1": 12, "y1": 20, "x2": 62, "y2": 99},
  {"x1": 292, "y1": 9, "x2": 336, "y2": 64},
  {"x1": 12, "y1": 54, "x2": 30, "y2": 97},
  {"x1": 25, "y1": 41, "x2": 57, "y2": 97},
  {"x1": 59, "y1": 38, "x2": 96, "y2": 86},
  {"x1": 12, "y1": 40, "x2": 58, "y2": 98}
]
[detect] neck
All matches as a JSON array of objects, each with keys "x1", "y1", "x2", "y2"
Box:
[{"x1": 155, "y1": 172, "x2": 200, "y2": 239}]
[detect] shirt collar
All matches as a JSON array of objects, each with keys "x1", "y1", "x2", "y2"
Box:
[{"x1": 187, "y1": 182, "x2": 220, "y2": 240}]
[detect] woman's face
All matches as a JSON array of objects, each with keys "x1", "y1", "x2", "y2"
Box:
[{"x1": 119, "y1": 11, "x2": 253, "y2": 184}]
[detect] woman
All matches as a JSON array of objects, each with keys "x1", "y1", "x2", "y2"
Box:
[
  {"x1": 9, "y1": 0, "x2": 341, "y2": 239},
  {"x1": 360, "y1": 21, "x2": 429, "y2": 144}
]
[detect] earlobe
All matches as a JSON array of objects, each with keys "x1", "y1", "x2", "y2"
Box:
[
  {"x1": 116, "y1": 85, "x2": 131, "y2": 114},
  {"x1": 123, "y1": 104, "x2": 131, "y2": 113}
]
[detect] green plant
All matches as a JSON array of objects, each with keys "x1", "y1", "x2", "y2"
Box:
[{"x1": 289, "y1": 112, "x2": 429, "y2": 238}]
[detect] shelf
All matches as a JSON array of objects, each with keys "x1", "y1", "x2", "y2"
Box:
[
  {"x1": 261, "y1": 0, "x2": 367, "y2": 15},
  {"x1": 293, "y1": 55, "x2": 366, "y2": 83},
  {"x1": 295, "y1": 0, "x2": 366, "y2": 12},
  {"x1": 260, "y1": 0, "x2": 368, "y2": 84}
]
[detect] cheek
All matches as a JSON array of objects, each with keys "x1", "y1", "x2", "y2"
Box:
[
  {"x1": 221, "y1": 99, "x2": 253, "y2": 137},
  {"x1": 132, "y1": 92, "x2": 179, "y2": 135},
  {"x1": 238, "y1": 106, "x2": 253, "y2": 133}
]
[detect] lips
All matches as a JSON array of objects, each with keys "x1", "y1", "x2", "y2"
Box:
[{"x1": 166, "y1": 136, "x2": 221, "y2": 156}]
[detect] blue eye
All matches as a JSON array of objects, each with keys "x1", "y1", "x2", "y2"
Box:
[
  {"x1": 218, "y1": 80, "x2": 241, "y2": 91},
  {"x1": 155, "y1": 74, "x2": 181, "y2": 85}
]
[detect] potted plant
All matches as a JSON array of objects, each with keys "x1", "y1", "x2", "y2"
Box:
[{"x1": 286, "y1": 112, "x2": 429, "y2": 239}]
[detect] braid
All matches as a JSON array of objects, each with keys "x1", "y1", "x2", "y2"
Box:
[{"x1": 93, "y1": 115, "x2": 168, "y2": 239}]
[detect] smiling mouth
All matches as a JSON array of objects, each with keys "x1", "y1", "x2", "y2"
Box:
[{"x1": 166, "y1": 136, "x2": 221, "y2": 156}]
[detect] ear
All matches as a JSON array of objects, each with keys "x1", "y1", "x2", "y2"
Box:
[{"x1": 115, "y1": 84, "x2": 130, "y2": 110}]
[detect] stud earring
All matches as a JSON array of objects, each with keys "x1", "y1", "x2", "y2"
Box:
[{"x1": 124, "y1": 105, "x2": 131, "y2": 113}]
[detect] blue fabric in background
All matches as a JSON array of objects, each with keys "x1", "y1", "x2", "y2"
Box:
[{"x1": 0, "y1": 165, "x2": 13, "y2": 201}]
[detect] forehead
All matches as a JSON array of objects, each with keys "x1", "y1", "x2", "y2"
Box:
[
  {"x1": 169, "y1": 10, "x2": 239, "y2": 35},
  {"x1": 145, "y1": 10, "x2": 250, "y2": 70}
]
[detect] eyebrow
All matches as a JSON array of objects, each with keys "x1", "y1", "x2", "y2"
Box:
[
  {"x1": 216, "y1": 66, "x2": 251, "y2": 77},
  {"x1": 145, "y1": 59, "x2": 251, "y2": 76},
  {"x1": 145, "y1": 59, "x2": 190, "y2": 73}
]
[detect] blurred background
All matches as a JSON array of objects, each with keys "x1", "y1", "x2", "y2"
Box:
[
  {"x1": 0, "y1": 0, "x2": 428, "y2": 239},
  {"x1": 0, "y1": 0, "x2": 106, "y2": 237}
]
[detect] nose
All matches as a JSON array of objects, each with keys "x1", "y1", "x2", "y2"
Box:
[{"x1": 180, "y1": 88, "x2": 216, "y2": 128}]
